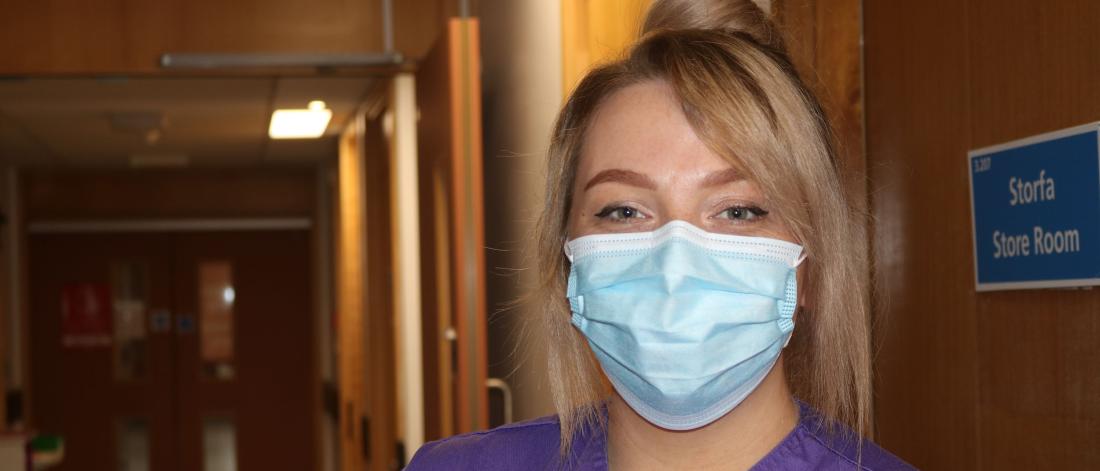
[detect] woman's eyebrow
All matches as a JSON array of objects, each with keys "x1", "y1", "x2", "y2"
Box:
[
  {"x1": 700, "y1": 168, "x2": 744, "y2": 187},
  {"x1": 583, "y1": 169, "x2": 658, "y2": 191}
]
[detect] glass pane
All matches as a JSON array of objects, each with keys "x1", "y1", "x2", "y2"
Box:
[
  {"x1": 203, "y1": 416, "x2": 237, "y2": 471},
  {"x1": 116, "y1": 418, "x2": 149, "y2": 471},
  {"x1": 199, "y1": 261, "x2": 235, "y2": 380},
  {"x1": 112, "y1": 262, "x2": 149, "y2": 381}
]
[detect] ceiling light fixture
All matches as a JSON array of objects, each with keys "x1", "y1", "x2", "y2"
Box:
[{"x1": 268, "y1": 100, "x2": 332, "y2": 139}]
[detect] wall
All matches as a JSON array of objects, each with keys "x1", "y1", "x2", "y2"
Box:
[
  {"x1": 0, "y1": 167, "x2": 8, "y2": 429},
  {"x1": 336, "y1": 123, "x2": 369, "y2": 471},
  {"x1": 478, "y1": 0, "x2": 564, "y2": 422},
  {"x1": 335, "y1": 109, "x2": 400, "y2": 471},
  {"x1": 20, "y1": 170, "x2": 314, "y2": 219},
  {"x1": 865, "y1": 0, "x2": 1100, "y2": 468},
  {"x1": 0, "y1": 0, "x2": 471, "y2": 74},
  {"x1": 776, "y1": 0, "x2": 864, "y2": 210},
  {"x1": 561, "y1": 0, "x2": 652, "y2": 95}
]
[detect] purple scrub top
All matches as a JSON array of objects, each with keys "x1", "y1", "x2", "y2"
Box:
[{"x1": 407, "y1": 400, "x2": 915, "y2": 470}]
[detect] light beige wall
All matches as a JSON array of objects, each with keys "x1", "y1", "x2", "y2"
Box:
[{"x1": 478, "y1": 0, "x2": 562, "y2": 422}]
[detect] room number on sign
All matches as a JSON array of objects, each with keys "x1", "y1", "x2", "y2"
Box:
[{"x1": 973, "y1": 156, "x2": 992, "y2": 173}]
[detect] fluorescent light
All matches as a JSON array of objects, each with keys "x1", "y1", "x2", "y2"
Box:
[{"x1": 268, "y1": 100, "x2": 332, "y2": 139}]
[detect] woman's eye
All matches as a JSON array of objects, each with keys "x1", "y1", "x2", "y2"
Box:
[
  {"x1": 718, "y1": 206, "x2": 768, "y2": 222},
  {"x1": 594, "y1": 205, "x2": 646, "y2": 221}
]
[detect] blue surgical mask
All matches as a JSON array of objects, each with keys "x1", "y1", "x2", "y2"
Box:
[{"x1": 565, "y1": 220, "x2": 803, "y2": 430}]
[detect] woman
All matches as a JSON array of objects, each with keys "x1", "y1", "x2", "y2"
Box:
[{"x1": 409, "y1": 0, "x2": 913, "y2": 469}]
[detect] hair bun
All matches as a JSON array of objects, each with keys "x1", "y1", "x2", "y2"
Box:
[{"x1": 641, "y1": 0, "x2": 783, "y2": 49}]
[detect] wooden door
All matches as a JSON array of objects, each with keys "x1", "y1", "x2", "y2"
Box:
[
  {"x1": 29, "y1": 233, "x2": 177, "y2": 471},
  {"x1": 172, "y1": 230, "x2": 315, "y2": 471},
  {"x1": 28, "y1": 229, "x2": 315, "y2": 470},
  {"x1": 416, "y1": 17, "x2": 488, "y2": 440}
]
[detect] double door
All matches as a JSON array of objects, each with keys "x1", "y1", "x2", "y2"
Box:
[{"x1": 28, "y1": 229, "x2": 315, "y2": 471}]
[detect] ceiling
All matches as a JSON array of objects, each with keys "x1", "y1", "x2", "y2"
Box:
[{"x1": 0, "y1": 76, "x2": 377, "y2": 167}]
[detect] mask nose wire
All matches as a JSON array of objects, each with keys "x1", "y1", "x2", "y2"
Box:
[{"x1": 564, "y1": 224, "x2": 806, "y2": 266}]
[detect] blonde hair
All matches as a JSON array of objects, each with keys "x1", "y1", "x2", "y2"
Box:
[{"x1": 533, "y1": 0, "x2": 871, "y2": 453}]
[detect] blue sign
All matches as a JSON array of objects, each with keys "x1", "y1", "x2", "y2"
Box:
[{"x1": 969, "y1": 122, "x2": 1100, "y2": 291}]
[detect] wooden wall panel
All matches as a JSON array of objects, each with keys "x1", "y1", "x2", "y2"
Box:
[
  {"x1": 336, "y1": 124, "x2": 368, "y2": 471},
  {"x1": 448, "y1": 18, "x2": 488, "y2": 437},
  {"x1": 561, "y1": 0, "x2": 652, "y2": 95},
  {"x1": 362, "y1": 112, "x2": 398, "y2": 471},
  {"x1": 775, "y1": 0, "x2": 865, "y2": 210},
  {"x1": 967, "y1": 0, "x2": 1100, "y2": 468},
  {"x1": 0, "y1": 0, "x2": 380, "y2": 74},
  {"x1": 866, "y1": 0, "x2": 1100, "y2": 468},
  {"x1": 336, "y1": 112, "x2": 398, "y2": 471},
  {"x1": 865, "y1": 2, "x2": 979, "y2": 467},
  {"x1": 415, "y1": 19, "x2": 454, "y2": 441},
  {"x1": 0, "y1": 0, "x2": 473, "y2": 75}
]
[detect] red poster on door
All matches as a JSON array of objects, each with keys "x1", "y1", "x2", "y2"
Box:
[{"x1": 61, "y1": 283, "x2": 113, "y2": 348}]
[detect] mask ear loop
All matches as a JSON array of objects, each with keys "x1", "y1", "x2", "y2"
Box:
[
  {"x1": 785, "y1": 251, "x2": 807, "y2": 348},
  {"x1": 784, "y1": 306, "x2": 802, "y2": 348}
]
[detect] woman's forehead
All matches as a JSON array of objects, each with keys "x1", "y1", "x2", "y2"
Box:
[{"x1": 577, "y1": 80, "x2": 745, "y2": 185}]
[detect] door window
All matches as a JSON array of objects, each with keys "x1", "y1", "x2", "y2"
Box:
[
  {"x1": 112, "y1": 261, "x2": 149, "y2": 381},
  {"x1": 202, "y1": 416, "x2": 237, "y2": 471},
  {"x1": 198, "y1": 261, "x2": 236, "y2": 380},
  {"x1": 116, "y1": 417, "x2": 150, "y2": 471}
]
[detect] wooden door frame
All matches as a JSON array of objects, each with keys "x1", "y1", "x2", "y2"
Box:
[{"x1": 415, "y1": 17, "x2": 488, "y2": 445}]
